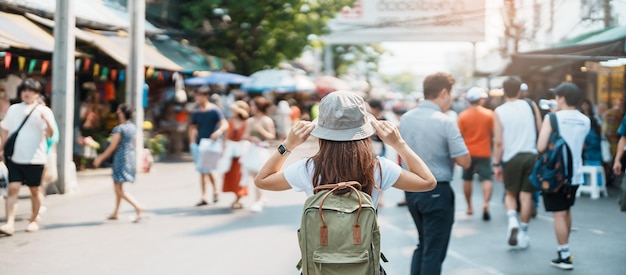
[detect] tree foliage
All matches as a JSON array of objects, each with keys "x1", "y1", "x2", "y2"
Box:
[
  {"x1": 179, "y1": 0, "x2": 355, "y2": 75},
  {"x1": 329, "y1": 43, "x2": 385, "y2": 76}
]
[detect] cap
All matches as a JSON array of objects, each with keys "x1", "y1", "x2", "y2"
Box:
[
  {"x1": 466, "y1": 87, "x2": 488, "y2": 102},
  {"x1": 550, "y1": 82, "x2": 580, "y2": 99}
]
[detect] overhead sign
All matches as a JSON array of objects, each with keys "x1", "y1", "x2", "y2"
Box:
[{"x1": 325, "y1": 0, "x2": 485, "y2": 44}]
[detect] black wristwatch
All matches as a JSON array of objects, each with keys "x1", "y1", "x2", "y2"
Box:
[{"x1": 277, "y1": 144, "x2": 290, "y2": 155}]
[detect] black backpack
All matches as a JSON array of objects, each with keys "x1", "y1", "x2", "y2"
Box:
[{"x1": 529, "y1": 113, "x2": 573, "y2": 193}]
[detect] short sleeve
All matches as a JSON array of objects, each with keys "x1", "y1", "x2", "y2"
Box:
[
  {"x1": 376, "y1": 157, "x2": 401, "y2": 191},
  {"x1": 112, "y1": 125, "x2": 121, "y2": 134},
  {"x1": 283, "y1": 158, "x2": 315, "y2": 196},
  {"x1": 190, "y1": 111, "x2": 198, "y2": 126},
  {"x1": 446, "y1": 120, "x2": 469, "y2": 158},
  {"x1": 617, "y1": 115, "x2": 626, "y2": 136}
]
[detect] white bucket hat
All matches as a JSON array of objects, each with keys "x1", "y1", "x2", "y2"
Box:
[{"x1": 311, "y1": 91, "x2": 376, "y2": 141}]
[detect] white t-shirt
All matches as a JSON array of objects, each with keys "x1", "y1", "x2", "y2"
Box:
[
  {"x1": 1, "y1": 102, "x2": 55, "y2": 165},
  {"x1": 283, "y1": 156, "x2": 402, "y2": 206},
  {"x1": 550, "y1": 110, "x2": 591, "y2": 185},
  {"x1": 495, "y1": 99, "x2": 538, "y2": 162}
]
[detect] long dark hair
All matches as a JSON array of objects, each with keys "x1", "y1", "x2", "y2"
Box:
[
  {"x1": 579, "y1": 99, "x2": 601, "y2": 136},
  {"x1": 307, "y1": 138, "x2": 380, "y2": 195}
]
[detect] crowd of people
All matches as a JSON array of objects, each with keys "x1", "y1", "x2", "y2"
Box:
[{"x1": 1, "y1": 74, "x2": 623, "y2": 274}]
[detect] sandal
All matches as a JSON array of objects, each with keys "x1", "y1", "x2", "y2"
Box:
[
  {"x1": 231, "y1": 202, "x2": 243, "y2": 209},
  {"x1": 107, "y1": 215, "x2": 118, "y2": 220},
  {"x1": 213, "y1": 194, "x2": 219, "y2": 203}
]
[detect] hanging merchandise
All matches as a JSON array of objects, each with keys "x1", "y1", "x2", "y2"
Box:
[
  {"x1": 152, "y1": 70, "x2": 159, "y2": 79},
  {"x1": 101, "y1": 67, "x2": 109, "y2": 80},
  {"x1": 110, "y1": 69, "x2": 118, "y2": 81},
  {"x1": 157, "y1": 71, "x2": 164, "y2": 81},
  {"x1": 4, "y1": 53, "x2": 11, "y2": 69},
  {"x1": 93, "y1": 64, "x2": 100, "y2": 77},
  {"x1": 145, "y1": 67, "x2": 154, "y2": 79},
  {"x1": 83, "y1": 58, "x2": 91, "y2": 72},
  {"x1": 28, "y1": 59, "x2": 36, "y2": 74},
  {"x1": 41, "y1": 60, "x2": 50, "y2": 75},
  {"x1": 75, "y1": 59, "x2": 81, "y2": 72},
  {"x1": 118, "y1": 70, "x2": 125, "y2": 82},
  {"x1": 104, "y1": 82, "x2": 116, "y2": 101},
  {"x1": 18, "y1": 56, "x2": 25, "y2": 71}
]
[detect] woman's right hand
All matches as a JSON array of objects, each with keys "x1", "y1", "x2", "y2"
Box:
[
  {"x1": 283, "y1": 121, "x2": 314, "y2": 151},
  {"x1": 371, "y1": 120, "x2": 404, "y2": 149}
]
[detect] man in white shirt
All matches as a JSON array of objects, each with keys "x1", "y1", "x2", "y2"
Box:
[
  {"x1": 0, "y1": 78, "x2": 56, "y2": 236},
  {"x1": 537, "y1": 82, "x2": 590, "y2": 270},
  {"x1": 493, "y1": 77, "x2": 542, "y2": 249}
]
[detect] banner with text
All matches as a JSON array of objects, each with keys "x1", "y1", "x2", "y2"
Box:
[{"x1": 325, "y1": 0, "x2": 486, "y2": 44}]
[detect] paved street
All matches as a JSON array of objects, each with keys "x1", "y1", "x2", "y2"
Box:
[{"x1": 1, "y1": 140, "x2": 625, "y2": 275}]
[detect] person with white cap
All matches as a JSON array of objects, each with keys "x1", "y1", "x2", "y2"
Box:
[
  {"x1": 399, "y1": 72, "x2": 471, "y2": 275},
  {"x1": 254, "y1": 90, "x2": 436, "y2": 209},
  {"x1": 458, "y1": 87, "x2": 494, "y2": 221}
]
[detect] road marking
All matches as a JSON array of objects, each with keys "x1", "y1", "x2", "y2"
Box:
[{"x1": 447, "y1": 249, "x2": 506, "y2": 275}]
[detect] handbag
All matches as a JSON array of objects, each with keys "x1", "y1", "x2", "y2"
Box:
[{"x1": 4, "y1": 104, "x2": 39, "y2": 161}]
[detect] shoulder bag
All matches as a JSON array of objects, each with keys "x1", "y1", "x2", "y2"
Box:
[{"x1": 3, "y1": 104, "x2": 39, "y2": 161}]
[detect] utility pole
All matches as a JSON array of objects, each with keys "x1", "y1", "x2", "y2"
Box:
[
  {"x1": 603, "y1": 0, "x2": 612, "y2": 28},
  {"x1": 127, "y1": 0, "x2": 145, "y2": 171},
  {"x1": 51, "y1": 0, "x2": 76, "y2": 194}
]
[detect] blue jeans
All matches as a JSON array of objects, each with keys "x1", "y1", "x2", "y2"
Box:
[{"x1": 405, "y1": 182, "x2": 455, "y2": 275}]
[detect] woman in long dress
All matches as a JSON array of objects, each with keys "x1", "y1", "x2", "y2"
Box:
[
  {"x1": 94, "y1": 103, "x2": 144, "y2": 222},
  {"x1": 222, "y1": 101, "x2": 249, "y2": 209}
]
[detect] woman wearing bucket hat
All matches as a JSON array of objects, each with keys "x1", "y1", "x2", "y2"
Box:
[{"x1": 254, "y1": 91, "x2": 436, "y2": 207}]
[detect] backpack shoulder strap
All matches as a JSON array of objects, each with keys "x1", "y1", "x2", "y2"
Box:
[
  {"x1": 549, "y1": 113, "x2": 574, "y2": 182},
  {"x1": 525, "y1": 99, "x2": 538, "y2": 137}
]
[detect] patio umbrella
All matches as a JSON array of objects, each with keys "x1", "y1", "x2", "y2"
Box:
[
  {"x1": 241, "y1": 69, "x2": 315, "y2": 93},
  {"x1": 184, "y1": 72, "x2": 250, "y2": 85},
  {"x1": 313, "y1": 75, "x2": 351, "y2": 96}
]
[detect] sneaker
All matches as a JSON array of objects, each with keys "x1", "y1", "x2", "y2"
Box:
[
  {"x1": 0, "y1": 224, "x2": 14, "y2": 236},
  {"x1": 551, "y1": 252, "x2": 573, "y2": 270},
  {"x1": 507, "y1": 221, "x2": 519, "y2": 246},
  {"x1": 195, "y1": 200, "x2": 208, "y2": 207},
  {"x1": 516, "y1": 231, "x2": 529, "y2": 249},
  {"x1": 25, "y1": 221, "x2": 39, "y2": 232},
  {"x1": 250, "y1": 201, "x2": 264, "y2": 213}
]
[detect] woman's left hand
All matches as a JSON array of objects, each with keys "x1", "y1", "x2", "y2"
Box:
[
  {"x1": 283, "y1": 121, "x2": 315, "y2": 151},
  {"x1": 371, "y1": 120, "x2": 404, "y2": 148}
]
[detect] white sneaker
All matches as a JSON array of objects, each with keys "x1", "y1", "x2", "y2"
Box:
[
  {"x1": 25, "y1": 221, "x2": 39, "y2": 232},
  {"x1": 517, "y1": 231, "x2": 529, "y2": 249},
  {"x1": 250, "y1": 201, "x2": 264, "y2": 213},
  {"x1": 507, "y1": 221, "x2": 519, "y2": 246}
]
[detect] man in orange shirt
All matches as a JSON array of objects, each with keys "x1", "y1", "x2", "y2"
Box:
[{"x1": 458, "y1": 87, "x2": 494, "y2": 221}]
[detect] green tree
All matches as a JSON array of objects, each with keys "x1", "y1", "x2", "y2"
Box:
[
  {"x1": 180, "y1": 0, "x2": 355, "y2": 75},
  {"x1": 329, "y1": 43, "x2": 385, "y2": 76},
  {"x1": 383, "y1": 71, "x2": 419, "y2": 94}
]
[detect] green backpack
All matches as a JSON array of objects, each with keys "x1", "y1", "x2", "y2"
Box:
[{"x1": 297, "y1": 181, "x2": 387, "y2": 275}]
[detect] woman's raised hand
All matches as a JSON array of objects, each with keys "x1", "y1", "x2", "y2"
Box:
[
  {"x1": 371, "y1": 120, "x2": 404, "y2": 148},
  {"x1": 284, "y1": 121, "x2": 315, "y2": 151}
]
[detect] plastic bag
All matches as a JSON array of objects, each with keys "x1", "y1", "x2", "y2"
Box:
[{"x1": 197, "y1": 138, "x2": 222, "y2": 171}]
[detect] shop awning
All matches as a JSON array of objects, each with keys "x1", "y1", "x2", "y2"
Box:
[
  {"x1": 148, "y1": 36, "x2": 227, "y2": 73},
  {"x1": 494, "y1": 26, "x2": 626, "y2": 76},
  {"x1": 0, "y1": 11, "x2": 54, "y2": 52},
  {"x1": 82, "y1": 30, "x2": 182, "y2": 71}
]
